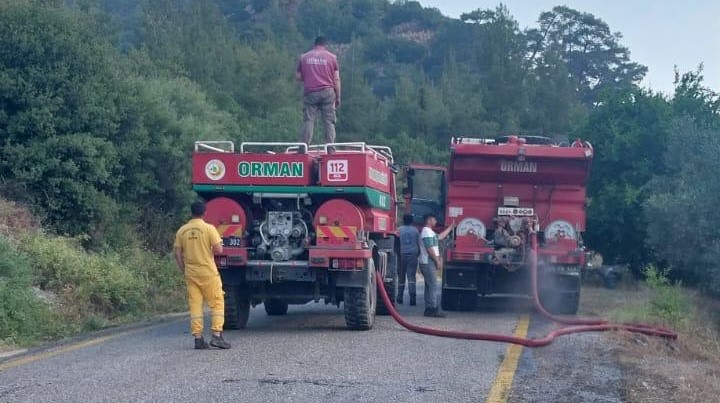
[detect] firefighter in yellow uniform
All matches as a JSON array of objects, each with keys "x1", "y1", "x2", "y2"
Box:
[{"x1": 174, "y1": 201, "x2": 231, "y2": 349}]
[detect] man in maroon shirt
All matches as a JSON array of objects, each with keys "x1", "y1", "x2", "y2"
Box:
[{"x1": 296, "y1": 36, "x2": 341, "y2": 149}]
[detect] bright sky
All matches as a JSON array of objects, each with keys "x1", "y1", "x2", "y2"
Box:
[{"x1": 416, "y1": 0, "x2": 720, "y2": 95}]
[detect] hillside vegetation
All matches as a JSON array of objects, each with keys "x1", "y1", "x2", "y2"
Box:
[{"x1": 0, "y1": 199, "x2": 183, "y2": 347}]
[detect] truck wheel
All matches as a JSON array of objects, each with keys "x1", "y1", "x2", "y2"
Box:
[
  {"x1": 441, "y1": 290, "x2": 476, "y2": 311},
  {"x1": 604, "y1": 272, "x2": 619, "y2": 289},
  {"x1": 457, "y1": 290, "x2": 477, "y2": 311},
  {"x1": 264, "y1": 299, "x2": 289, "y2": 316},
  {"x1": 538, "y1": 274, "x2": 580, "y2": 315},
  {"x1": 441, "y1": 290, "x2": 459, "y2": 311},
  {"x1": 376, "y1": 274, "x2": 397, "y2": 316},
  {"x1": 344, "y1": 258, "x2": 377, "y2": 330},
  {"x1": 224, "y1": 284, "x2": 250, "y2": 329}
]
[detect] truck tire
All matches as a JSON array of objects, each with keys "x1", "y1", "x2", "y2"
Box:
[
  {"x1": 344, "y1": 258, "x2": 377, "y2": 330},
  {"x1": 376, "y1": 273, "x2": 397, "y2": 316},
  {"x1": 264, "y1": 299, "x2": 289, "y2": 316},
  {"x1": 604, "y1": 272, "x2": 619, "y2": 289},
  {"x1": 538, "y1": 274, "x2": 580, "y2": 315},
  {"x1": 441, "y1": 290, "x2": 476, "y2": 311},
  {"x1": 441, "y1": 290, "x2": 457, "y2": 311},
  {"x1": 376, "y1": 249, "x2": 396, "y2": 315},
  {"x1": 224, "y1": 284, "x2": 250, "y2": 329}
]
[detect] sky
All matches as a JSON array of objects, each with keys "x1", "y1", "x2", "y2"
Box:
[{"x1": 416, "y1": 0, "x2": 720, "y2": 96}]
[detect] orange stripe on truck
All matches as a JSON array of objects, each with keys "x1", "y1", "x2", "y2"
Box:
[
  {"x1": 215, "y1": 224, "x2": 243, "y2": 237},
  {"x1": 317, "y1": 226, "x2": 357, "y2": 239},
  {"x1": 222, "y1": 225, "x2": 243, "y2": 237}
]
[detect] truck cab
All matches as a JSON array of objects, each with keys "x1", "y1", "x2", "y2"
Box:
[{"x1": 405, "y1": 135, "x2": 593, "y2": 314}]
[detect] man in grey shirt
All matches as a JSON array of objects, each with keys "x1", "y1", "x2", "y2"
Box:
[{"x1": 397, "y1": 214, "x2": 421, "y2": 306}]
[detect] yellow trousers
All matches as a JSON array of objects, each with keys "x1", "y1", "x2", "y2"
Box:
[{"x1": 185, "y1": 275, "x2": 225, "y2": 336}]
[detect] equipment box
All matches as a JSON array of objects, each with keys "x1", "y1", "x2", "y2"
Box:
[{"x1": 319, "y1": 147, "x2": 392, "y2": 194}]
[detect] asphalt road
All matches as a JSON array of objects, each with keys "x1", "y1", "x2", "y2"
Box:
[
  {"x1": 0, "y1": 285, "x2": 632, "y2": 403},
  {"x1": 0, "y1": 288, "x2": 522, "y2": 403}
]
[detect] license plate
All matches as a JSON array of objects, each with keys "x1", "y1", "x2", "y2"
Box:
[
  {"x1": 498, "y1": 207, "x2": 534, "y2": 216},
  {"x1": 223, "y1": 237, "x2": 242, "y2": 247}
]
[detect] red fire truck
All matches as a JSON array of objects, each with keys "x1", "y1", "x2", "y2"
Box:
[
  {"x1": 192, "y1": 141, "x2": 398, "y2": 330},
  {"x1": 405, "y1": 136, "x2": 593, "y2": 314}
]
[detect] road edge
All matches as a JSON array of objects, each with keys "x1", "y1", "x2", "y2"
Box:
[{"x1": 0, "y1": 311, "x2": 187, "y2": 371}]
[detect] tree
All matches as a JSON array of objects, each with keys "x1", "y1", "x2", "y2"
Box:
[
  {"x1": 644, "y1": 69, "x2": 720, "y2": 293},
  {"x1": 580, "y1": 88, "x2": 672, "y2": 271},
  {"x1": 0, "y1": 2, "x2": 127, "y2": 239},
  {"x1": 524, "y1": 49, "x2": 585, "y2": 136},
  {"x1": 385, "y1": 73, "x2": 450, "y2": 145},
  {"x1": 0, "y1": 1, "x2": 237, "y2": 250},
  {"x1": 527, "y1": 6, "x2": 647, "y2": 104},
  {"x1": 460, "y1": 6, "x2": 529, "y2": 132},
  {"x1": 672, "y1": 65, "x2": 720, "y2": 128},
  {"x1": 645, "y1": 117, "x2": 720, "y2": 293}
]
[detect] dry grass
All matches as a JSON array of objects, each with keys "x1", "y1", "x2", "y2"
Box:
[
  {"x1": 0, "y1": 198, "x2": 39, "y2": 241},
  {"x1": 580, "y1": 284, "x2": 720, "y2": 403}
]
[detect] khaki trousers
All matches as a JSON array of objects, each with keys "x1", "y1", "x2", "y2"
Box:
[{"x1": 300, "y1": 88, "x2": 336, "y2": 144}]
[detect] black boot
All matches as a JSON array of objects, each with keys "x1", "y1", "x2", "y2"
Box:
[
  {"x1": 424, "y1": 308, "x2": 446, "y2": 318},
  {"x1": 210, "y1": 333, "x2": 231, "y2": 349},
  {"x1": 396, "y1": 286, "x2": 404, "y2": 304},
  {"x1": 194, "y1": 337, "x2": 209, "y2": 350},
  {"x1": 409, "y1": 294, "x2": 416, "y2": 306}
]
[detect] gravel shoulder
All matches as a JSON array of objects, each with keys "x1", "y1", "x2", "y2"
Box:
[
  {"x1": 511, "y1": 285, "x2": 720, "y2": 403},
  {"x1": 509, "y1": 319, "x2": 625, "y2": 403}
]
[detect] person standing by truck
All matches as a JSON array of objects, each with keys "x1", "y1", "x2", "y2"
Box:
[
  {"x1": 174, "y1": 201, "x2": 231, "y2": 350},
  {"x1": 296, "y1": 36, "x2": 341, "y2": 148},
  {"x1": 419, "y1": 213, "x2": 454, "y2": 317},
  {"x1": 397, "y1": 213, "x2": 421, "y2": 306}
]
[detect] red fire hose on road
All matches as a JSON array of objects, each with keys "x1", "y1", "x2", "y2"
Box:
[{"x1": 376, "y1": 231, "x2": 677, "y2": 347}]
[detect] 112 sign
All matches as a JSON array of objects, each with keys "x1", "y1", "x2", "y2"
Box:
[{"x1": 327, "y1": 160, "x2": 348, "y2": 181}]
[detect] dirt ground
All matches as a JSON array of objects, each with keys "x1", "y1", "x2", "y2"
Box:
[{"x1": 581, "y1": 285, "x2": 720, "y2": 403}]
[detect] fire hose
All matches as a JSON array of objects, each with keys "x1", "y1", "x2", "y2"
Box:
[{"x1": 376, "y1": 231, "x2": 677, "y2": 347}]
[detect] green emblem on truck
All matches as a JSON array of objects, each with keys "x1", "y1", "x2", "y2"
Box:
[{"x1": 238, "y1": 162, "x2": 304, "y2": 178}]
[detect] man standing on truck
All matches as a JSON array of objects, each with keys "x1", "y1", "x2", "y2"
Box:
[
  {"x1": 296, "y1": 36, "x2": 340, "y2": 148},
  {"x1": 397, "y1": 213, "x2": 420, "y2": 306},
  {"x1": 174, "y1": 201, "x2": 231, "y2": 350},
  {"x1": 419, "y1": 213, "x2": 454, "y2": 317}
]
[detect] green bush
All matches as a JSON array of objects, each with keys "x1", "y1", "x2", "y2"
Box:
[
  {"x1": 16, "y1": 233, "x2": 185, "y2": 327},
  {"x1": 0, "y1": 239, "x2": 64, "y2": 345},
  {"x1": 18, "y1": 234, "x2": 146, "y2": 318},
  {"x1": 1, "y1": 197, "x2": 185, "y2": 348},
  {"x1": 118, "y1": 247, "x2": 186, "y2": 314},
  {"x1": 643, "y1": 265, "x2": 691, "y2": 328},
  {"x1": 610, "y1": 265, "x2": 691, "y2": 329}
]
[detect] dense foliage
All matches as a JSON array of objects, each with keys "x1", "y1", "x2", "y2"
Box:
[
  {"x1": 1, "y1": 0, "x2": 719, "y2": 295},
  {"x1": 0, "y1": 199, "x2": 183, "y2": 346}
]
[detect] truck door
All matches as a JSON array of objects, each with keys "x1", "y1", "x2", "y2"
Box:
[{"x1": 404, "y1": 165, "x2": 447, "y2": 226}]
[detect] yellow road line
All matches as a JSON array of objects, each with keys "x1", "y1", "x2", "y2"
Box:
[
  {"x1": 0, "y1": 333, "x2": 123, "y2": 372},
  {"x1": 0, "y1": 312, "x2": 189, "y2": 372},
  {"x1": 0, "y1": 313, "x2": 188, "y2": 372},
  {"x1": 486, "y1": 315, "x2": 531, "y2": 403}
]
